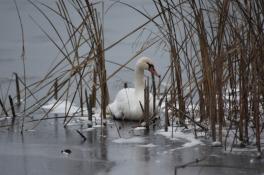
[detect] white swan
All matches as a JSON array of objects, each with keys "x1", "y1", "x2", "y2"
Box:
[{"x1": 107, "y1": 57, "x2": 160, "y2": 120}]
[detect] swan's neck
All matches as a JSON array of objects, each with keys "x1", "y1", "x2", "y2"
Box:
[{"x1": 135, "y1": 67, "x2": 145, "y2": 95}]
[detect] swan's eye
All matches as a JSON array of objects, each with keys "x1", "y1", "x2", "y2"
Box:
[{"x1": 147, "y1": 62, "x2": 154, "y2": 70}]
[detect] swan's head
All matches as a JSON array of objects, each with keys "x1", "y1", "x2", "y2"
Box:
[{"x1": 136, "y1": 57, "x2": 160, "y2": 77}]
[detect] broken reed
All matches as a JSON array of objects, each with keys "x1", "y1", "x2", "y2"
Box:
[
  {"x1": 144, "y1": 80, "x2": 150, "y2": 130},
  {"x1": 0, "y1": 99, "x2": 8, "y2": 117},
  {"x1": 85, "y1": 89, "x2": 92, "y2": 124},
  {"x1": 8, "y1": 95, "x2": 16, "y2": 124},
  {"x1": 14, "y1": 73, "x2": 21, "y2": 106}
]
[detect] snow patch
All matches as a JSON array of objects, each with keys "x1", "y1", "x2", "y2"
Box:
[
  {"x1": 93, "y1": 124, "x2": 104, "y2": 128},
  {"x1": 137, "y1": 143, "x2": 157, "y2": 148},
  {"x1": 133, "y1": 127, "x2": 146, "y2": 136},
  {"x1": 212, "y1": 141, "x2": 222, "y2": 147},
  {"x1": 183, "y1": 139, "x2": 202, "y2": 148},
  {"x1": 113, "y1": 137, "x2": 145, "y2": 144},
  {"x1": 82, "y1": 128, "x2": 95, "y2": 132},
  {"x1": 26, "y1": 129, "x2": 36, "y2": 132},
  {"x1": 156, "y1": 127, "x2": 203, "y2": 149},
  {"x1": 155, "y1": 160, "x2": 161, "y2": 163}
]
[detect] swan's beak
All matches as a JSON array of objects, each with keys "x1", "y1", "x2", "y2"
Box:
[{"x1": 149, "y1": 67, "x2": 160, "y2": 78}]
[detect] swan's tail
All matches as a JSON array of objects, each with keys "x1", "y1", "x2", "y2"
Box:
[{"x1": 106, "y1": 102, "x2": 122, "y2": 119}]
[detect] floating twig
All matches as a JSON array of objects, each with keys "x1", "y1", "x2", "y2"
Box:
[{"x1": 76, "y1": 129, "x2": 87, "y2": 141}]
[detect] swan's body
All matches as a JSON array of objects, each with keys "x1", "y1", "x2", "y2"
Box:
[
  {"x1": 108, "y1": 88, "x2": 154, "y2": 120},
  {"x1": 107, "y1": 57, "x2": 159, "y2": 120}
]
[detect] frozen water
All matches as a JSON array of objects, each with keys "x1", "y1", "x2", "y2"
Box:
[{"x1": 0, "y1": 117, "x2": 262, "y2": 175}]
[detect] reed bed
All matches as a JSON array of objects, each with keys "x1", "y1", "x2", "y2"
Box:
[{"x1": 148, "y1": 0, "x2": 264, "y2": 153}]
